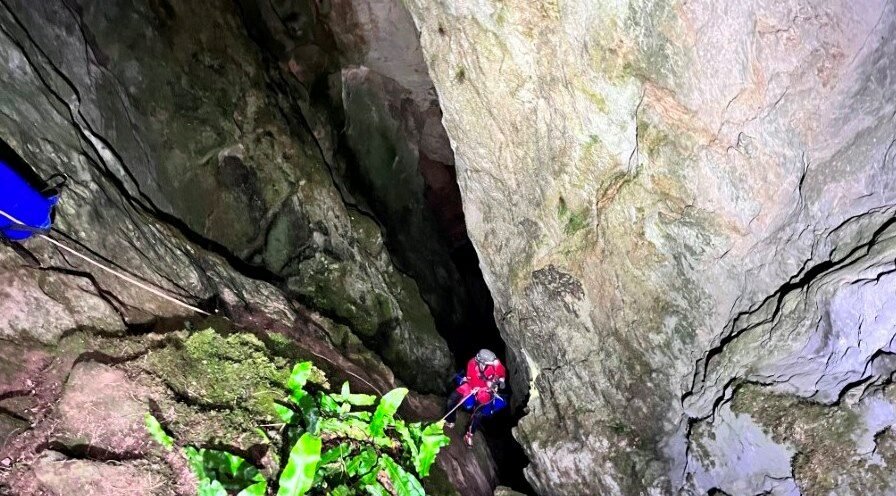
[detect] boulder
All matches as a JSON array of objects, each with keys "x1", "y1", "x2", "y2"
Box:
[
  {"x1": 52, "y1": 361, "x2": 151, "y2": 458},
  {"x1": 404, "y1": 0, "x2": 896, "y2": 493}
]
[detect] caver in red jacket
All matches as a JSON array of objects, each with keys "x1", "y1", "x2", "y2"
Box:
[{"x1": 456, "y1": 357, "x2": 506, "y2": 405}]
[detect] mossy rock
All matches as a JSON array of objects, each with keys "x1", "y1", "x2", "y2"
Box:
[
  {"x1": 423, "y1": 464, "x2": 462, "y2": 496},
  {"x1": 135, "y1": 327, "x2": 330, "y2": 467},
  {"x1": 731, "y1": 384, "x2": 878, "y2": 495},
  {"x1": 288, "y1": 253, "x2": 395, "y2": 338},
  {"x1": 142, "y1": 329, "x2": 290, "y2": 418}
]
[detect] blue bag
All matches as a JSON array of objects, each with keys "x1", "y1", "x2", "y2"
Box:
[
  {"x1": 461, "y1": 393, "x2": 507, "y2": 416},
  {"x1": 0, "y1": 160, "x2": 61, "y2": 241},
  {"x1": 478, "y1": 395, "x2": 507, "y2": 417}
]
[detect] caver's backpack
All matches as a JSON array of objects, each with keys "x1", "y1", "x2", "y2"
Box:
[
  {"x1": 0, "y1": 159, "x2": 65, "y2": 241},
  {"x1": 0, "y1": 148, "x2": 208, "y2": 316}
]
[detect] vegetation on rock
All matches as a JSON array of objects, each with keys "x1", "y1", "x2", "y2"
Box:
[{"x1": 146, "y1": 357, "x2": 450, "y2": 495}]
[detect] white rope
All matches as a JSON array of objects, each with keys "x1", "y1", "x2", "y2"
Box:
[
  {"x1": 306, "y1": 349, "x2": 385, "y2": 396},
  {"x1": 0, "y1": 208, "x2": 210, "y2": 316},
  {"x1": 0, "y1": 208, "x2": 459, "y2": 418},
  {"x1": 439, "y1": 389, "x2": 477, "y2": 422},
  {"x1": 0, "y1": 208, "x2": 393, "y2": 395}
]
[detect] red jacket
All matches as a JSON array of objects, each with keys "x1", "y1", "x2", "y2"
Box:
[{"x1": 456, "y1": 357, "x2": 506, "y2": 404}]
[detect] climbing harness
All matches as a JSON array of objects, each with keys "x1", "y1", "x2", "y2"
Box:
[{"x1": 441, "y1": 385, "x2": 505, "y2": 419}]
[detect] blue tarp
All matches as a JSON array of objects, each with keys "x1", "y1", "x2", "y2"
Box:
[{"x1": 0, "y1": 160, "x2": 58, "y2": 241}]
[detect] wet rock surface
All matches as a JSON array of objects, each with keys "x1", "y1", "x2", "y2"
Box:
[
  {"x1": 0, "y1": 0, "x2": 499, "y2": 494},
  {"x1": 0, "y1": 0, "x2": 451, "y2": 393},
  {"x1": 404, "y1": 0, "x2": 896, "y2": 494},
  {"x1": 31, "y1": 451, "x2": 172, "y2": 496}
]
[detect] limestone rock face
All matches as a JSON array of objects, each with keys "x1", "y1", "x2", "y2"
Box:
[
  {"x1": 404, "y1": 0, "x2": 896, "y2": 494},
  {"x1": 0, "y1": 0, "x2": 451, "y2": 392},
  {"x1": 53, "y1": 361, "x2": 152, "y2": 457}
]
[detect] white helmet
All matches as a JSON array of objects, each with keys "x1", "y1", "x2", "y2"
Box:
[{"x1": 475, "y1": 348, "x2": 497, "y2": 365}]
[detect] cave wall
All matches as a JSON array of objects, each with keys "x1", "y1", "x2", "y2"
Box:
[
  {"x1": 242, "y1": 0, "x2": 477, "y2": 343},
  {"x1": 0, "y1": 0, "x2": 453, "y2": 392},
  {"x1": 0, "y1": 0, "x2": 507, "y2": 493},
  {"x1": 403, "y1": 0, "x2": 896, "y2": 494}
]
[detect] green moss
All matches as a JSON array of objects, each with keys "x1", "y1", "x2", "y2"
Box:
[
  {"x1": 565, "y1": 211, "x2": 588, "y2": 235},
  {"x1": 288, "y1": 254, "x2": 392, "y2": 338},
  {"x1": 265, "y1": 332, "x2": 299, "y2": 358},
  {"x1": 151, "y1": 393, "x2": 271, "y2": 459},
  {"x1": 731, "y1": 384, "x2": 865, "y2": 494},
  {"x1": 582, "y1": 88, "x2": 609, "y2": 113},
  {"x1": 494, "y1": 6, "x2": 508, "y2": 27},
  {"x1": 636, "y1": 117, "x2": 670, "y2": 158},
  {"x1": 608, "y1": 419, "x2": 633, "y2": 436},
  {"x1": 623, "y1": 1, "x2": 686, "y2": 87},
  {"x1": 582, "y1": 134, "x2": 603, "y2": 162},
  {"x1": 585, "y1": 1, "x2": 689, "y2": 88},
  {"x1": 348, "y1": 211, "x2": 384, "y2": 257},
  {"x1": 143, "y1": 328, "x2": 290, "y2": 418},
  {"x1": 454, "y1": 66, "x2": 466, "y2": 83},
  {"x1": 557, "y1": 197, "x2": 589, "y2": 235},
  {"x1": 689, "y1": 421, "x2": 717, "y2": 469},
  {"x1": 125, "y1": 327, "x2": 335, "y2": 467},
  {"x1": 289, "y1": 253, "x2": 447, "y2": 391}
]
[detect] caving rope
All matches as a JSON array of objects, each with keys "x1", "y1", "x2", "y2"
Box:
[
  {"x1": 0, "y1": 206, "x2": 388, "y2": 395},
  {"x1": 13, "y1": 213, "x2": 393, "y2": 394},
  {"x1": 0, "y1": 207, "x2": 212, "y2": 316},
  {"x1": 440, "y1": 387, "x2": 504, "y2": 423},
  {"x1": 439, "y1": 389, "x2": 478, "y2": 423},
  {"x1": 0, "y1": 160, "x2": 395, "y2": 399}
]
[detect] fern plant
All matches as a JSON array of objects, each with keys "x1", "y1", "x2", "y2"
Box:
[{"x1": 146, "y1": 360, "x2": 450, "y2": 495}]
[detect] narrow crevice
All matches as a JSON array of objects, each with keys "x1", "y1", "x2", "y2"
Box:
[
  {"x1": 37, "y1": 441, "x2": 144, "y2": 463},
  {"x1": 223, "y1": 7, "x2": 534, "y2": 490},
  {"x1": 451, "y1": 243, "x2": 533, "y2": 494},
  {"x1": 0, "y1": 405, "x2": 29, "y2": 424}
]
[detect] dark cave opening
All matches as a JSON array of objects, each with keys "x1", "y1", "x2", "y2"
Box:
[
  {"x1": 339, "y1": 146, "x2": 534, "y2": 492},
  {"x1": 446, "y1": 239, "x2": 535, "y2": 495},
  {"x1": 233, "y1": 3, "x2": 534, "y2": 490},
  {"x1": 312, "y1": 82, "x2": 533, "y2": 490},
  {"x1": 310, "y1": 71, "x2": 536, "y2": 490}
]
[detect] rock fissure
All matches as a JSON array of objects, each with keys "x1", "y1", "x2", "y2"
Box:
[
  {"x1": 686, "y1": 212, "x2": 896, "y2": 411},
  {"x1": 0, "y1": 1, "x2": 158, "y2": 205}
]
